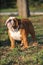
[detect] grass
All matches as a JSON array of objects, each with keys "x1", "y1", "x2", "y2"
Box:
[
  {"x1": 0, "y1": 8, "x2": 18, "y2": 12},
  {"x1": 29, "y1": 5, "x2": 43, "y2": 12},
  {"x1": 0, "y1": 15, "x2": 43, "y2": 65}
]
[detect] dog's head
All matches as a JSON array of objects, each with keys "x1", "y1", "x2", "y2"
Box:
[{"x1": 5, "y1": 17, "x2": 21, "y2": 29}]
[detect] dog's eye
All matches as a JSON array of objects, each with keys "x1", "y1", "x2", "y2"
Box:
[
  {"x1": 9, "y1": 19, "x2": 12, "y2": 22},
  {"x1": 13, "y1": 19, "x2": 16, "y2": 23},
  {"x1": 13, "y1": 19, "x2": 15, "y2": 22}
]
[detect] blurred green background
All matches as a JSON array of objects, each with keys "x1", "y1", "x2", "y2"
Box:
[{"x1": 0, "y1": 0, "x2": 43, "y2": 12}]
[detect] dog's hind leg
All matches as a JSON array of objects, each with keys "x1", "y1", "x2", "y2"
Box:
[
  {"x1": 31, "y1": 32, "x2": 38, "y2": 46},
  {"x1": 21, "y1": 29, "x2": 29, "y2": 49}
]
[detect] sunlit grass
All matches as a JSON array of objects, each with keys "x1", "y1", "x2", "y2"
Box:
[{"x1": 0, "y1": 8, "x2": 18, "y2": 12}]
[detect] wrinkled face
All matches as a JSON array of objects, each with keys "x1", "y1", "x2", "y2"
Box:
[{"x1": 5, "y1": 17, "x2": 18, "y2": 29}]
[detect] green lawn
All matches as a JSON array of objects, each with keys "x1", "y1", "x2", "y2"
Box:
[
  {"x1": 29, "y1": 5, "x2": 43, "y2": 12},
  {"x1": 0, "y1": 15, "x2": 43, "y2": 65},
  {"x1": 0, "y1": 8, "x2": 18, "y2": 12}
]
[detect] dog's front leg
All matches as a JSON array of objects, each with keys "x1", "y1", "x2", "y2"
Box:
[
  {"x1": 8, "y1": 30, "x2": 15, "y2": 49},
  {"x1": 21, "y1": 29, "x2": 28, "y2": 49}
]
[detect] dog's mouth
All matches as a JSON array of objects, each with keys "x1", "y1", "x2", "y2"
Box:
[
  {"x1": 12, "y1": 26, "x2": 17, "y2": 29},
  {"x1": 12, "y1": 23, "x2": 19, "y2": 29},
  {"x1": 12, "y1": 25, "x2": 19, "y2": 29}
]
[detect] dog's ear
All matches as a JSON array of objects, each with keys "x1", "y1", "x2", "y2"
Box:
[
  {"x1": 16, "y1": 19, "x2": 24, "y2": 29},
  {"x1": 13, "y1": 18, "x2": 23, "y2": 29},
  {"x1": 17, "y1": 19, "x2": 21, "y2": 25}
]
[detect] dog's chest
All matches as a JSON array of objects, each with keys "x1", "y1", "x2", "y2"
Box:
[{"x1": 9, "y1": 30, "x2": 21, "y2": 40}]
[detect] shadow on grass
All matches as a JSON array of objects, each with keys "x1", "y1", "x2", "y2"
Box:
[
  {"x1": 28, "y1": 34, "x2": 43, "y2": 44},
  {"x1": 3, "y1": 61, "x2": 17, "y2": 65},
  {"x1": 36, "y1": 34, "x2": 43, "y2": 44},
  {"x1": 0, "y1": 38, "x2": 21, "y2": 47},
  {"x1": 0, "y1": 39, "x2": 10, "y2": 47},
  {"x1": 0, "y1": 34, "x2": 43, "y2": 47}
]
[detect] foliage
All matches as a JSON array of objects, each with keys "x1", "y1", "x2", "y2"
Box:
[
  {"x1": 0, "y1": 0, "x2": 17, "y2": 8},
  {"x1": 0, "y1": 0, "x2": 43, "y2": 9}
]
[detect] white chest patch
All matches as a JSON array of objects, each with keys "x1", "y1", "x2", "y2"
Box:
[{"x1": 9, "y1": 30, "x2": 21, "y2": 40}]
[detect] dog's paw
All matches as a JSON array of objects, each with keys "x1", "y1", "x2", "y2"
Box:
[
  {"x1": 10, "y1": 46, "x2": 15, "y2": 50},
  {"x1": 32, "y1": 42, "x2": 38, "y2": 47},
  {"x1": 21, "y1": 46, "x2": 29, "y2": 50}
]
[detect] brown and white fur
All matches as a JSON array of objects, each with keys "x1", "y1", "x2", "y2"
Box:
[{"x1": 5, "y1": 17, "x2": 38, "y2": 50}]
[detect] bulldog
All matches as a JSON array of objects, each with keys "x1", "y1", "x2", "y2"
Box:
[{"x1": 5, "y1": 17, "x2": 37, "y2": 49}]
